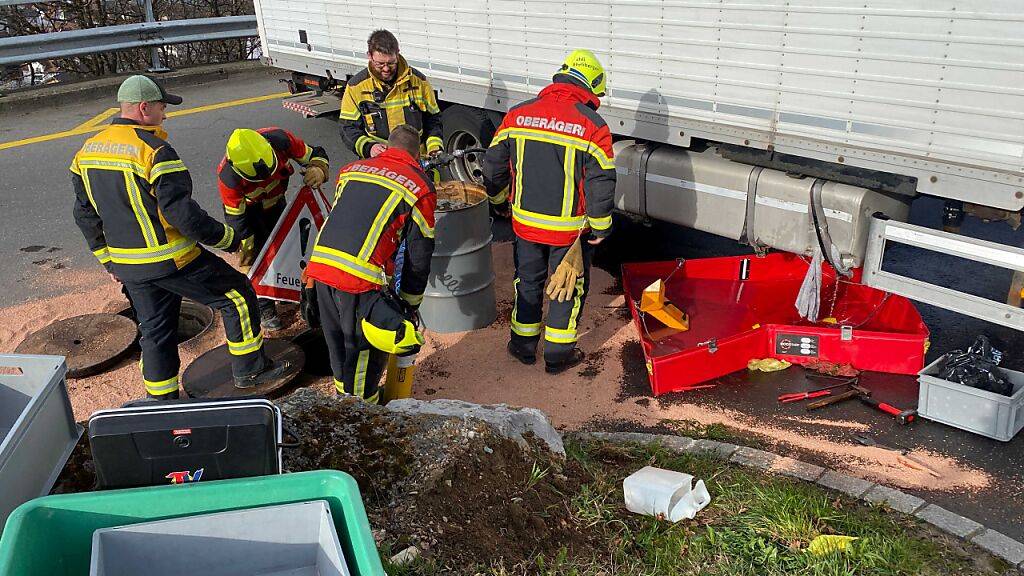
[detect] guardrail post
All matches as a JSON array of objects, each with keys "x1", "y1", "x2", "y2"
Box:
[{"x1": 142, "y1": 0, "x2": 170, "y2": 72}]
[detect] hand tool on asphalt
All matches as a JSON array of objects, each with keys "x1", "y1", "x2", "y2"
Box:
[
  {"x1": 857, "y1": 396, "x2": 917, "y2": 424},
  {"x1": 806, "y1": 385, "x2": 870, "y2": 410},
  {"x1": 778, "y1": 378, "x2": 859, "y2": 403},
  {"x1": 853, "y1": 435, "x2": 941, "y2": 478}
]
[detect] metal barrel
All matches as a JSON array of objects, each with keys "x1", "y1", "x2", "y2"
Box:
[{"x1": 419, "y1": 183, "x2": 497, "y2": 333}]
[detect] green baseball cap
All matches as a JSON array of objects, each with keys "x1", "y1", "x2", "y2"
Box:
[{"x1": 116, "y1": 75, "x2": 183, "y2": 105}]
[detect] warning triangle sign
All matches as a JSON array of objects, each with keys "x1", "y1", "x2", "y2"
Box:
[{"x1": 247, "y1": 186, "x2": 332, "y2": 303}]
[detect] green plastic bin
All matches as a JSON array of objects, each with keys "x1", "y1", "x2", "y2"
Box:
[{"x1": 0, "y1": 470, "x2": 385, "y2": 576}]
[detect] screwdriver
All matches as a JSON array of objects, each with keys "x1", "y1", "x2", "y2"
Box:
[{"x1": 777, "y1": 378, "x2": 858, "y2": 403}]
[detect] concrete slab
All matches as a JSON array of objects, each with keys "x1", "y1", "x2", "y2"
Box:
[
  {"x1": 916, "y1": 504, "x2": 985, "y2": 539},
  {"x1": 863, "y1": 485, "x2": 927, "y2": 515},
  {"x1": 816, "y1": 470, "x2": 875, "y2": 499},
  {"x1": 970, "y1": 529, "x2": 1024, "y2": 567}
]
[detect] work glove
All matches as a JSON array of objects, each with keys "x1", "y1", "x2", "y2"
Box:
[
  {"x1": 299, "y1": 267, "x2": 320, "y2": 328},
  {"x1": 237, "y1": 235, "x2": 256, "y2": 272},
  {"x1": 303, "y1": 159, "x2": 329, "y2": 189},
  {"x1": 545, "y1": 236, "x2": 584, "y2": 303}
]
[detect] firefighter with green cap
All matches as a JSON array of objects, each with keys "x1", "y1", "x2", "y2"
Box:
[
  {"x1": 71, "y1": 75, "x2": 290, "y2": 399},
  {"x1": 218, "y1": 127, "x2": 329, "y2": 330},
  {"x1": 482, "y1": 49, "x2": 617, "y2": 374}
]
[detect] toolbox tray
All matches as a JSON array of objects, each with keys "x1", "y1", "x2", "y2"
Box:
[{"x1": 623, "y1": 254, "x2": 929, "y2": 395}]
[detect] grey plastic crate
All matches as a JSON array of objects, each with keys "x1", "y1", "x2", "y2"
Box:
[
  {"x1": 90, "y1": 500, "x2": 351, "y2": 576},
  {"x1": 0, "y1": 354, "x2": 82, "y2": 535},
  {"x1": 918, "y1": 354, "x2": 1024, "y2": 442}
]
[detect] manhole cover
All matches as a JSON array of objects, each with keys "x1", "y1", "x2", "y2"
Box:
[
  {"x1": 181, "y1": 339, "x2": 305, "y2": 399},
  {"x1": 15, "y1": 313, "x2": 138, "y2": 378},
  {"x1": 117, "y1": 299, "x2": 214, "y2": 345}
]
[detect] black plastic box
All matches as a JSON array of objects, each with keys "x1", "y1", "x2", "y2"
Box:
[{"x1": 88, "y1": 399, "x2": 282, "y2": 489}]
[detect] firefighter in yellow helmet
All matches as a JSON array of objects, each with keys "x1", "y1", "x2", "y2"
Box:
[
  {"x1": 482, "y1": 49, "x2": 616, "y2": 374},
  {"x1": 218, "y1": 127, "x2": 328, "y2": 329},
  {"x1": 71, "y1": 75, "x2": 290, "y2": 399}
]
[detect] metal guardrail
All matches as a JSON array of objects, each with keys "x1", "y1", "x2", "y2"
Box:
[{"x1": 0, "y1": 0, "x2": 257, "y2": 68}]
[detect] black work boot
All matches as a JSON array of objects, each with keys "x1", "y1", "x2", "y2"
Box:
[
  {"x1": 545, "y1": 348, "x2": 585, "y2": 375},
  {"x1": 507, "y1": 340, "x2": 537, "y2": 365},
  {"x1": 234, "y1": 359, "x2": 291, "y2": 389},
  {"x1": 259, "y1": 299, "x2": 282, "y2": 331}
]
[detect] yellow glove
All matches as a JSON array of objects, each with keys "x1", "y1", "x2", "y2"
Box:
[
  {"x1": 238, "y1": 235, "x2": 255, "y2": 272},
  {"x1": 303, "y1": 159, "x2": 329, "y2": 189},
  {"x1": 545, "y1": 237, "x2": 584, "y2": 303}
]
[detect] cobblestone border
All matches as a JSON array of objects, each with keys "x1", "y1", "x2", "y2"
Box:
[{"x1": 575, "y1": 431, "x2": 1024, "y2": 571}]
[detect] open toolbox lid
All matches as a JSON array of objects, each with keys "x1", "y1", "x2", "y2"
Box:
[{"x1": 622, "y1": 253, "x2": 929, "y2": 396}]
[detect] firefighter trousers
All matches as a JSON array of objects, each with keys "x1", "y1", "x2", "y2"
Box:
[
  {"x1": 315, "y1": 281, "x2": 386, "y2": 404},
  {"x1": 509, "y1": 236, "x2": 594, "y2": 363},
  {"x1": 248, "y1": 198, "x2": 286, "y2": 319},
  {"x1": 122, "y1": 250, "x2": 266, "y2": 398}
]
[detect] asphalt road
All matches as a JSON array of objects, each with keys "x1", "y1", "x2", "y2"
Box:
[
  {"x1": 0, "y1": 69, "x2": 360, "y2": 307},
  {"x1": 2, "y1": 68, "x2": 1023, "y2": 539}
]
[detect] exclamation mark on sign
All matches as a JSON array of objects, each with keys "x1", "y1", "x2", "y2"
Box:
[{"x1": 298, "y1": 218, "x2": 311, "y2": 270}]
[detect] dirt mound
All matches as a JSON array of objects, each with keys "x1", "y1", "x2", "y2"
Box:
[{"x1": 279, "y1": 389, "x2": 597, "y2": 569}]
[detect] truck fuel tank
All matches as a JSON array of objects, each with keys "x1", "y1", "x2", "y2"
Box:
[{"x1": 613, "y1": 141, "x2": 910, "y2": 268}]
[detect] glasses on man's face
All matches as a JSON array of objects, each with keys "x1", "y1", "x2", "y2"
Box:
[{"x1": 371, "y1": 58, "x2": 398, "y2": 70}]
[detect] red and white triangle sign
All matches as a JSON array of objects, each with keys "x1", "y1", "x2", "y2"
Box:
[{"x1": 247, "y1": 185, "x2": 332, "y2": 302}]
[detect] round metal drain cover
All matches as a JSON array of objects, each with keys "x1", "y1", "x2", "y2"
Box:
[
  {"x1": 15, "y1": 313, "x2": 139, "y2": 378},
  {"x1": 182, "y1": 339, "x2": 305, "y2": 399}
]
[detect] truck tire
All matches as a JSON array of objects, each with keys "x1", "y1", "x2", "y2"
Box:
[{"x1": 442, "y1": 105, "x2": 496, "y2": 185}]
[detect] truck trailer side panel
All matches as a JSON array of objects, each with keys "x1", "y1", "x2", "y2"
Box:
[{"x1": 254, "y1": 0, "x2": 1024, "y2": 211}]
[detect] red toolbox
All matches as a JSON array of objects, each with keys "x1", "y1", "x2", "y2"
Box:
[{"x1": 622, "y1": 253, "x2": 929, "y2": 396}]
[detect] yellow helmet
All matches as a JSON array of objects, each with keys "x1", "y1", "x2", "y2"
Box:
[
  {"x1": 555, "y1": 49, "x2": 606, "y2": 97},
  {"x1": 359, "y1": 290, "x2": 425, "y2": 355},
  {"x1": 226, "y1": 128, "x2": 277, "y2": 181},
  {"x1": 361, "y1": 317, "x2": 424, "y2": 355}
]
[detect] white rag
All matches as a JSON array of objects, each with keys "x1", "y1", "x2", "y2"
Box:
[{"x1": 796, "y1": 246, "x2": 823, "y2": 322}]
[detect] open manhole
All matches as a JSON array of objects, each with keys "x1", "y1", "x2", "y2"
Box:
[
  {"x1": 117, "y1": 299, "x2": 214, "y2": 345},
  {"x1": 291, "y1": 329, "x2": 333, "y2": 377}
]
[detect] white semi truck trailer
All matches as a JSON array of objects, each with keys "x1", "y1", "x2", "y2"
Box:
[{"x1": 252, "y1": 0, "x2": 1024, "y2": 328}]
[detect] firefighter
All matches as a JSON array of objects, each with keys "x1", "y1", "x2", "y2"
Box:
[
  {"x1": 219, "y1": 127, "x2": 329, "y2": 329},
  {"x1": 71, "y1": 75, "x2": 289, "y2": 399},
  {"x1": 339, "y1": 29, "x2": 443, "y2": 162},
  {"x1": 482, "y1": 50, "x2": 616, "y2": 374},
  {"x1": 305, "y1": 125, "x2": 435, "y2": 404}
]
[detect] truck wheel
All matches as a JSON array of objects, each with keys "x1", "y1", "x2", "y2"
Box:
[{"x1": 442, "y1": 105, "x2": 496, "y2": 185}]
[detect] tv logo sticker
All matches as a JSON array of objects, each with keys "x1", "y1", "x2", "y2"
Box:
[{"x1": 166, "y1": 468, "x2": 204, "y2": 484}]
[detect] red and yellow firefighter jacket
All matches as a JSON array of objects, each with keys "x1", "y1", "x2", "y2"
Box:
[
  {"x1": 339, "y1": 57, "x2": 443, "y2": 159},
  {"x1": 71, "y1": 118, "x2": 237, "y2": 282},
  {"x1": 306, "y1": 147, "x2": 436, "y2": 305},
  {"x1": 217, "y1": 127, "x2": 327, "y2": 239},
  {"x1": 483, "y1": 79, "x2": 616, "y2": 246}
]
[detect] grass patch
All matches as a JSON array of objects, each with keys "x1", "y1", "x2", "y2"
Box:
[{"x1": 382, "y1": 439, "x2": 1007, "y2": 575}]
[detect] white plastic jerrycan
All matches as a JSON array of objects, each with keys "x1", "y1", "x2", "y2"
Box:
[{"x1": 623, "y1": 466, "x2": 711, "y2": 522}]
